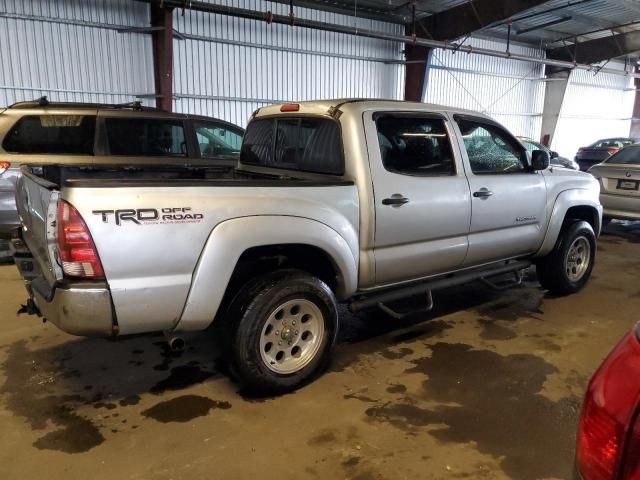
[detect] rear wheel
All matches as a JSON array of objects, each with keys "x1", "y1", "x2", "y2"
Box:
[
  {"x1": 227, "y1": 269, "x2": 338, "y2": 395},
  {"x1": 536, "y1": 220, "x2": 596, "y2": 295}
]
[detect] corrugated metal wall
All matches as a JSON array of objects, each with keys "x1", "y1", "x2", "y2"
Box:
[
  {"x1": 424, "y1": 37, "x2": 546, "y2": 139},
  {"x1": 552, "y1": 62, "x2": 635, "y2": 159},
  {"x1": 172, "y1": 0, "x2": 405, "y2": 126},
  {"x1": 0, "y1": 0, "x2": 154, "y2": 107}
]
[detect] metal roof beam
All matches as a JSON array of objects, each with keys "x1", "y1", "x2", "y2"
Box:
[
  {"x1": 547, "y1": 29, "x2": 640, "y2": 64},
  {"x1": 412, "y1": 0, "x2": 551, "y2": 41}
]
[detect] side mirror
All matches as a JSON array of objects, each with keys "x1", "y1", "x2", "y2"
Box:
[
  {"x1": 550, "y1": 151, "x2": 559, "y2": 159},
  {"x1": 531, "y1": 150, "x2": 550, "y2": 171}
]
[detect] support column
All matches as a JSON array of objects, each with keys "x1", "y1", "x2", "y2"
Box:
[
  {"x1": 540, "y1": 68, "x2": 571, "y2": 147},
  {"x1": 151, "y1": 4, "x2": 174, "y2": 112},
  {"x1": 630, "y1": 66, "x2": 640, "y2": 138},
  {"x1": 404, "y1": 44, "x2": 431, "y2": 102}
]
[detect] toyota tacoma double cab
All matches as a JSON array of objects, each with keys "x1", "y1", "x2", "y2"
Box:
[{"x1": 12, "y1": 99, "x2": 602, "y2": 394}]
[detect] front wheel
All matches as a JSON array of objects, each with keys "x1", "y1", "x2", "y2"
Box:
[
  {"x1": 536, "y1": 220, "x2": 596, "y2": 295},
  {"x1": 227, "y1": 270, "x2": 338, "y2": 395}
]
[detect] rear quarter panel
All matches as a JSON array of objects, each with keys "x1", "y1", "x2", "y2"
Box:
[{"x1": 64, "y1": 184, "x2": 359, "y2": 335}]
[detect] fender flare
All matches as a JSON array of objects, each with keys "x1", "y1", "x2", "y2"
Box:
[
  {"x1": 535, "y1": 189, "x2": 603, "y2": 257},
  {"x1": 175, "y1": 215, "x2": 358, "y2": 331}
]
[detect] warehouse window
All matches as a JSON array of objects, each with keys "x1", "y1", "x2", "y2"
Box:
[
  {"x1": 375, "y1": 115, "x2": 455, "y2": 176},
  {"x1": 456, "y1": 118, "x2": 526, "y2": 174},
  {"x1": 2, "y1": 115, "x2": 96, "y2": 154},
  {"x1": 195, "y1": 121, "x2": 242, "y2": 158},
  {"x1": 105, "y1": 118, "x2": 186, "y2": 157},
  {"x1": 241, "y1": 117, "x2": 343, "y2": 175}
]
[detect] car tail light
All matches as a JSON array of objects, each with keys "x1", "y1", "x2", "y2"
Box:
[
  {"x1": 576, "y1": 395, "x2": 624, "y2": 480},
  {"x1": 56, "y1": 200, "x2": 104, "y2": 278},
  {"x1": 622, "y1": 413, "x2": 640, "y2": 479},
  {"x1": 576, "y1": 326, "x2": 640, "y2": 480},
  {"x1": 0, "y1": 161, "x2": 9, "y2": 175},
  {"x1": 607, "y1": 147, "x2": 618, "y2": 155}
]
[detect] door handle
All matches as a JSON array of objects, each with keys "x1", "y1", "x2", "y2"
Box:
[
  {"x1": 473, "y1": 189, "x2": 493, "y2": 198},
  {"x1": 382, "y1": 195, "x2": 409, "y2": 206}
]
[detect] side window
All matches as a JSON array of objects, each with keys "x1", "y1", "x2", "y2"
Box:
[
  {"x1": 2, "y1": 115, "x2": 96, "y2": 154},
  {"x1": 457, "y1": 118, "x2": 526, "y2": 174},
  {"x1": 375, "y1": 115, "x2": 455, "y2": 176},
  {"x1": 105, "y1": 118, "x2": 186, "y2": 157},
  {"x1": 194, "y1": 122, "x2": 243, "y2": 158}
]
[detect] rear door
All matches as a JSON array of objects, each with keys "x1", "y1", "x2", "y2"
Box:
[
  {"x1": 451, "y1": 115, "x2": 547, "y2": 266},
  {"x1": 364, "y1": 111, "x2": 471, "y2": 286}
]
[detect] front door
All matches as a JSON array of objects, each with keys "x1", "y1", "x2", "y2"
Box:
[
  {"x1": 364, "y1": 111, "x2": 472, "y2": 286},
  {"x1": 451, "y1": 115, "x2": 547, "y2": 266}
]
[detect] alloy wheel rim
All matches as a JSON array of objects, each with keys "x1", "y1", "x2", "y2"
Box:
[
  {"x1": 565, "y1": 236, "x2": 591, "y2": 282},
  {"x1": 259, "y1": 299, "x2": 325, "y2": 374}
]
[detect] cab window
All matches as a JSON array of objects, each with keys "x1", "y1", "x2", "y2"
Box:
[
  {"x1": 375, "y1": 114, "x2": 455, "y2": 176},
  {"x1": 457, "y1": 118, "x2": 526, "y2": 174},
  {"x1": 241, "y1": 117, "x2": 343, "y2": 175}
]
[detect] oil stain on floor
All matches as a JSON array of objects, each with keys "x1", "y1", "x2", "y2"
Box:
[
  {"x1": 142, "y1": 395, "x2": 231, "y2": 423},
  {"x1": 366, "y1": 342, "x2": 580, "y2": 480},
  {"x1": 0, "y1": 341, "x2": 104, "y2": 453}
]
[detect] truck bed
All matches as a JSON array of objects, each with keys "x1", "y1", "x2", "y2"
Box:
[
  {"x1": 17, "y1": 163, "x2": 360, "y2": 336},
  {"x1": 30, "y1": 164, "x2": 354, "y2": 189}
]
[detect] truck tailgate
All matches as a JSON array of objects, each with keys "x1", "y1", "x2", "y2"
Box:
[{"x1": 15, "y1": 169, "x2": 61, "y2": 289}]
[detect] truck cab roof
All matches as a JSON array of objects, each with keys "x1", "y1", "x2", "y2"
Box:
[{"x1": 252, "y1": 98, "x2": 493, "y2": 121}]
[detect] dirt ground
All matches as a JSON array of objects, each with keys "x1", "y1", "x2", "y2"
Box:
[{"x1": 1, "y1": 221, "x2": 639, "y2": 480}]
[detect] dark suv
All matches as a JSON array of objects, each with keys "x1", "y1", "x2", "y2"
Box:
[{"x1": 0, "y1": 98, "x2": 244, "y2": 256}]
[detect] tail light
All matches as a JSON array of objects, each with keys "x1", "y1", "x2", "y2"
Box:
[
  {"x1": 607, "y1": 148, "x2": 618, "y2": 155},
  {"x1": 622, "y1": 413, "x2": 640, "y2": 479},
  {"x1": 576, "y1": 326, "x2": 640, "y2": 480},
  {"x1": 0, "y1": 161, "x2": 9, "y2": 175},
  {"x1": 576, "y1": 395, "x2": 624, "y2": 480},
  {"x1": 56, "y1": 200, "x2": 104, "y2": 278}
]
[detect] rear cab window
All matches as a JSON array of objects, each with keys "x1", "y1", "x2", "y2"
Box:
[
  {"x1": 2, "y1": 115, "x2": 96, "y2": 154},
  {"x1": 104, "y1": 117, "x2": 187, "y2": 157},
  {"x1": 241, "y1": 116, "x2": 343, "y2": 175}
]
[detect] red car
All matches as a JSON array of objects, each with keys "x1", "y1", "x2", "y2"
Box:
[{"x1": 576, "y1": 323, "x2": 640, "y2": 479}]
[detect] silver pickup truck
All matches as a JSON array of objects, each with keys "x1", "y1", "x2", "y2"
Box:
[{"x1": 12, "y1": 99, "x2": 602, "y2": 394}]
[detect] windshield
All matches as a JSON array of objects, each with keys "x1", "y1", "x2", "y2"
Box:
[{"x1": 605, "y1": 146, "x2": 640, "y2": 165}]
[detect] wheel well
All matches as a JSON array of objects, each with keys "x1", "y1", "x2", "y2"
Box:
[
  {"x1": 217, "y1": 244, "x2": 340, "y2": 319},
  {"x1": 565, "y1": 206, "x2": 598, "y2": 232}
]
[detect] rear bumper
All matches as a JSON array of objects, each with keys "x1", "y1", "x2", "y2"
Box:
[
  {"x1": 31, "y1": 280, "x2": 117, "y2": 337},
  {"x1": 600, "y1": 193, "x2": 640, "y2": 220}
]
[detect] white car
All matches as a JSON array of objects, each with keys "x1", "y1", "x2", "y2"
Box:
[{"x1": 589, "y1": 145, "x2": 640, "y2": 224}]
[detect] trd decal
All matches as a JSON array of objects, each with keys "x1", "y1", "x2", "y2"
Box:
[{"x1": 93, "y1": 207, "x2": 203, "y2": 225}]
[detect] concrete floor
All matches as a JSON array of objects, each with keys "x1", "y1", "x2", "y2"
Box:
[{"x1": 1, "y1": 222, "x2": 639, "y2": 480}]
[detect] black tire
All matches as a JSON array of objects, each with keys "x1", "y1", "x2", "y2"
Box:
[
  {"x1": 535, "y1": 220, "x2": 596, "y2": 295},
  {"x1": 226, "y1": 269, "x2": 338, "y2": 395}
]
